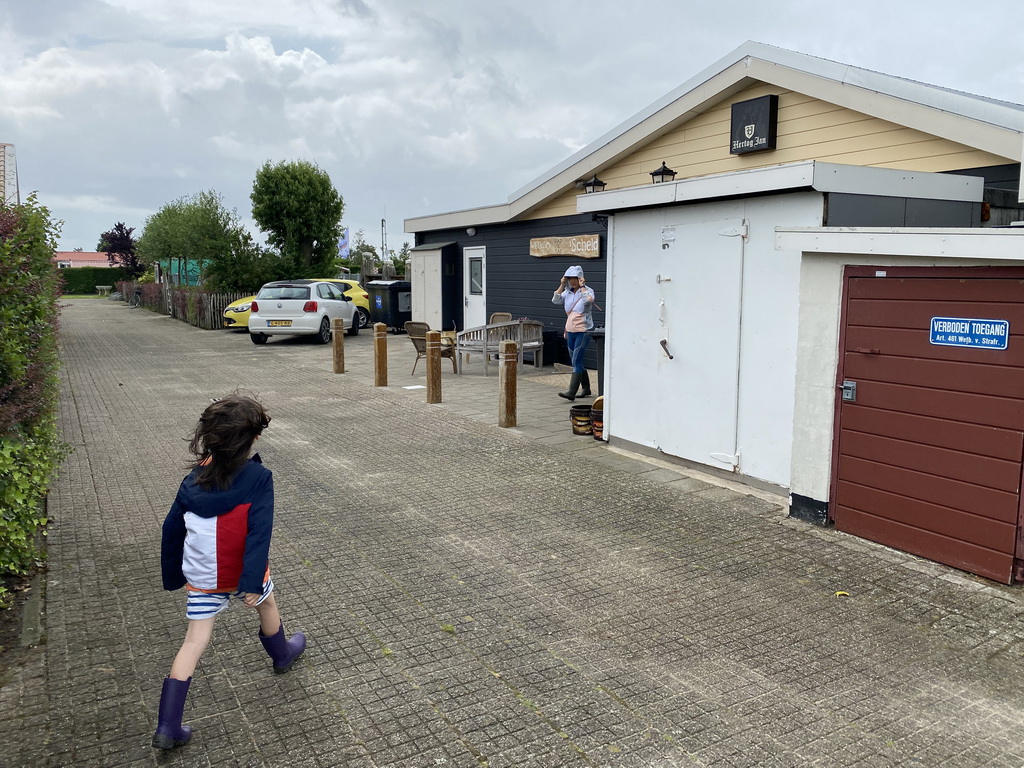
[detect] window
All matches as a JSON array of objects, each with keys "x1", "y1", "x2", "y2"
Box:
[
  {"x1": 469, "y1": 257, "x2": 483, "y2": 295},
  {"x1": 257, "y1": 286, "x2": 310, "y2": 300}
]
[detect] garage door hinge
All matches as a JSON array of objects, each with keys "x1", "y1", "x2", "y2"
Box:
[{"x1": 718, "y1": 222, "x2": 748, "y2": 239}]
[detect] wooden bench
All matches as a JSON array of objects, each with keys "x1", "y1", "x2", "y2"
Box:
[{"x1": 455, "y1": 319, "x2": 545, "y2": 375}]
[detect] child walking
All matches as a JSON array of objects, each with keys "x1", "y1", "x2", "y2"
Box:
[{"x1": 152, "y1": 394, "x2": 307, "y2": 750}]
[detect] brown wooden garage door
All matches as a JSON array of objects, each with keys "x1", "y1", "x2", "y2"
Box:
[{"x1": 833, "y1": 268, "x2": 1024, "y2": 583}]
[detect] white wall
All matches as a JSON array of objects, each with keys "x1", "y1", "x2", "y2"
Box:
[
  {"x1": 607, "y1": 191, "x2": 822, "y2": 488},
  {"x1": 734, "y1": 194, "x2": 821, "y2": 484},
  {"x1": 409, "y1": 249, "x2": 443, "y2": 329}
]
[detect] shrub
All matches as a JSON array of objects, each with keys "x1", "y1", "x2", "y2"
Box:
[
  {"x1": 0, "y1": 194, "x2": 68, "y2": 601},
  {"x1": 59, "y1": 266, "x2": 126, "y2": 294}
]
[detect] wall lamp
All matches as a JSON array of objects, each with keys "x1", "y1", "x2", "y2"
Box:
[
  {"x1": 466, "y1": 227, "x2": 476, "y2": 236},
  {"x1": 650, "y1": 161, "x2": 677, "y2": 184},
  {"x1": 583, "y1": 174, "x2": 606, "y2": 194}
]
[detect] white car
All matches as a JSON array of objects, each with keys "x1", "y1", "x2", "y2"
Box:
[{"x1": 248, "y1": 280, "x2": 358, "y2": 345}]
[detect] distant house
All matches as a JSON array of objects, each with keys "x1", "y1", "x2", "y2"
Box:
[{"x1": 53, "y1": 251, "x2": 112, "y2": 269}]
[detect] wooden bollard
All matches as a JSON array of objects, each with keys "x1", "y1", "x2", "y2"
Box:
[
  {"x1": 332, "y1": 318, "x2": 345, "y2": 373},
  {"x1": 426, "y1": 329, "x2": 442, "y2": 404},
  {"x1": 498, "y1": 339, "x2": 517, "y2": 428},
  {"x1": 373, "y1": 322, "x2": 388, "y2": 387}
]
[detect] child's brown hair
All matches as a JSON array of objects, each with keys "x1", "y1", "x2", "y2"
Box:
[{"x1": 188, "y1": 393, "x2": 270, "y2": 490}]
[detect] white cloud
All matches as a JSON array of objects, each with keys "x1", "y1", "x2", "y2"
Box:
[{"x1": 0, "y1": 0, "x2": 1020, "y2": 251}]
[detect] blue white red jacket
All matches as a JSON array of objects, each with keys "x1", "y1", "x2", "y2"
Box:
[{"x1": 161, "y1": 455, "x2": 274, "y2": 595}]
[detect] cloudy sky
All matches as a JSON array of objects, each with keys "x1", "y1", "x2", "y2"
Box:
[{"x1": 3, "y1": 0, "x2": 1022, "y2": 253}]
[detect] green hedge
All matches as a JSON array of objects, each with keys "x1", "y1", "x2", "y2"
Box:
[
  {"x1": 0, "y1": 194, "x2": 68, "y2": 603},
  {"x1": 60, "y1": 265, "x2": 126, "y2": 294}
]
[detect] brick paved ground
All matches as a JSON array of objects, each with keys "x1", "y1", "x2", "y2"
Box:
[{"x1": 2, "y1": 298, "x2": 1024, "y2": 767}]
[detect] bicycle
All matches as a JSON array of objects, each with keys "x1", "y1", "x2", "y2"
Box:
[{"x1": 128, "y1": 287, "x2": 142, "y2": 309}]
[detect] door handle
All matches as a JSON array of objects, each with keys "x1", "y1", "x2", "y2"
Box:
[{"x1": 660, "y1": 339, "x2": 674, "y2": 359}]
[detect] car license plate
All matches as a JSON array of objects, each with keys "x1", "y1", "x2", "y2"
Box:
[{"x1": 268, "y1": 320, "x2": 291, "y2": 327}]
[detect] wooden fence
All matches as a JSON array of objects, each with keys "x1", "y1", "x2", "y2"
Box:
[{"x1": 116, "y1": 282, "x2": 250, "y2": 330}]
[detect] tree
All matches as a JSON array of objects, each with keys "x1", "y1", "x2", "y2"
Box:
[
  {"x1": 137, "y1": 191, "x2": 240, "y2": 286},
  {"x1": 250, "y1": 160, "x2": 344, "y2": 277},
  {"x1": 203, "y1": 229, "x2": 290, "y2": 293},
  {"x1": 392, "y1": 241, "x2": 411, "y2": 276},
  {"x1": 98, "y1": 222, "x2": 145, "y2": 279}
]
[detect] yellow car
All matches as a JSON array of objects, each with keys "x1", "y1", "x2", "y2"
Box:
[
  {"x1": 329, "y1": 279, "x2": 371, "y2": 329},
  {"x1": 223, "y1": 279, "x2": 370, "y2": 330},
  {"x1": 222, "y1": 296, "x2": 256, "y2": 328}
]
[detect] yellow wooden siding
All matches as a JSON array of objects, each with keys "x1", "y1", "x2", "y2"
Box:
[
  {"x1": 521, "y1": 83, "x2": 1010, "y2": 222},
  {"x1": 526, "y1": 190, "x2": 580, "y2": 220}
]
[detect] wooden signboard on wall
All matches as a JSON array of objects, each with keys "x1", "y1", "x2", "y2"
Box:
[{"x1": 529, "y1": 234, "x2": 601, "y2": 259}]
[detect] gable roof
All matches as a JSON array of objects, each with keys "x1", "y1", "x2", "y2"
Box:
[
  {"x1": 406, "y1": 41, "x2": 1024, "y2": 233},
  {"x1": 53, "y1": 251, "x2": 110, "y2": 265}
]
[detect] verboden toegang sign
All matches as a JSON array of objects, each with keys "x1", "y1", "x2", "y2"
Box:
[{"x1": 930, "y1": 317, "x2": 1009, "y2": 350}]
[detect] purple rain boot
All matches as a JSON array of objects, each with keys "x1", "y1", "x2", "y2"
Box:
[
  {"x1": 258, "y1": 623, "x2": 306, "y2": 673},
  {"x1": 151, "y1": 676, "x2": 193, "y2": 749}
]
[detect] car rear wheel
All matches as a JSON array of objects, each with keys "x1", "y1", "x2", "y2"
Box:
[
  {"x1": 250, "y1": 332, "x2": 268, "y2": 345},
  {"x1": 356, "y1": 307, "x2": 370, "y2": 329},
  {"x1": 316, "y1": 316, "x2": 332, "y2": 344}
]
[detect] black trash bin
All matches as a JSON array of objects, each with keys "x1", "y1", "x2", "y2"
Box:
[
  {"x1": 542, "y1": 329, "x2": 561, "y2": 368},
  {"x1": 366, "y1": 280, "x2": 412, "y2": 332}
]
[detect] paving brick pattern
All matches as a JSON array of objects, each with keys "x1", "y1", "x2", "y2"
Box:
[{"x1": 3, "y1": 299, "x2": 1024, "y2": 767}]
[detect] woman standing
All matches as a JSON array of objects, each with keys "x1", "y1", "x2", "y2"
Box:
[{"x1": 552, "y1": 265, "x2": 595, "y2": 401}]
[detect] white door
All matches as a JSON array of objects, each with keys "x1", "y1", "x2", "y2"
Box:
[
  {"x1": 654, "y1": 219, "x2": 744, "y2": 469},
  {"x1": 463, "y1": 246, "x2": 486, "y2": 328}
]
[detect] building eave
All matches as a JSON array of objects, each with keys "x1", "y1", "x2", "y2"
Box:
[
  {"x1": 775, "y1": 225, "x2": 1024, "y2": 260},
  {"x1": 404, "y1": 204, "x2": 511, "y2": 234},
  {"x1": 576, "y1": 160, "x2": 984, "y2": 215}
]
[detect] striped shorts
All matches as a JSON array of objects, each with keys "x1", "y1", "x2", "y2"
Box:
[{"x1": 185, "y1": 577, "x2": 274, "y2": 620}]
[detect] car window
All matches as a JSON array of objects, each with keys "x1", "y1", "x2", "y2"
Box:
[
  {"x1": 257, "y1": 286, "x2": 310, "y2": 300},
  {"x1": 317, "y1": 284, "x2": 333, "y2": 299}
]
